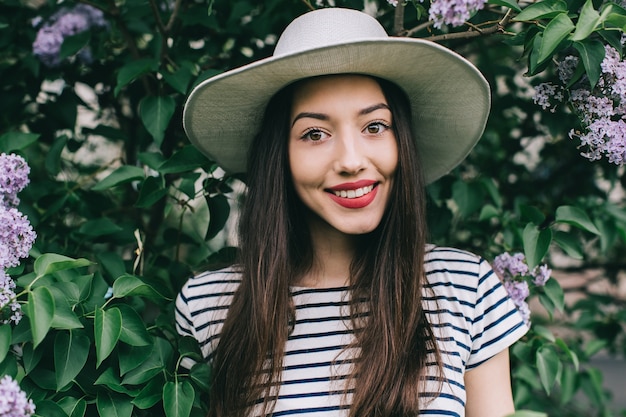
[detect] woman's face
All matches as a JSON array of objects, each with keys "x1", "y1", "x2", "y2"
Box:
[{"x1": 288, "y1": 75, "x2": 398, "y2": 236}]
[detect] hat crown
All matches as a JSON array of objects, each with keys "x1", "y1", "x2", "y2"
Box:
[{"x1": 274, "y1": 8, "x2": 388, "y2": 57}]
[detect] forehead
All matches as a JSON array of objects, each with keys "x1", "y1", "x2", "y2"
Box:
[{"x1": 291, "y1": 74, "x2": 387, "y2": 107}]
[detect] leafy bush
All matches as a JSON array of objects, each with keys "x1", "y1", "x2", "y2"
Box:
[{"x1": 0, "y1": 0, "x2": 625, "y2": 416}]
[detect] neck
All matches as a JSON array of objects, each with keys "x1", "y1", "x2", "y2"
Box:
[{"x1": 296, "y1": 216, "x2": 357, "y2": 288}]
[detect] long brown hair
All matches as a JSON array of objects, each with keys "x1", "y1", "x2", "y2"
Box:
[{"x1": 209, "y1": 75, "x2": 441, "y2": 417}]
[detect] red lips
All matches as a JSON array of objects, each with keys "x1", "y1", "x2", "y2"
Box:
[{"x1": 326, "y1": 180, "x2": 378, "y2": 209}]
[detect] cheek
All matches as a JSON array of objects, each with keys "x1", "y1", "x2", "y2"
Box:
[{"x1": 288, "y1": 143, "x2": 312, "y2": 189}]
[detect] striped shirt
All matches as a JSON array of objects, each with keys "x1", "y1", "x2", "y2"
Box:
[{"x1": 175, "y1": 246, "x2": 529, "y2": 416}]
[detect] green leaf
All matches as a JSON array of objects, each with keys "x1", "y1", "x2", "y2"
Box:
[
  {"x1": 536, "y1": 345, "x2": 561, "y2": 394},
  {"x1": 0, "y1": 324, "x2": 11, "y2": 363},
  {"x1": 135, "y1": 176, "x2": 168, "y2": 208},
  {"x1": 519, "y1": 204, "x2": 546, "y2": 225},
  {"x1": 78, "y1": 218, "x2": 124, "y2": 237},
  {"x1": 542, "y1": 274, "x2": 565, "y2": 312},
  {"x1": 22, "y1": 342, "x2": 43, "y2": 373},
  {"x1": 119, "y1": 344, "x2": 153, "y2": 376},
  {"x1": 45, "y1": 135, "x2": 67, "y2": 176},
  {"x1": 555, "y1": 338, "x2": 580, "y2": 371},
  {"x1": 478, "y1": 204, "x2": 500, "y2": 221},
  {"x1": 514, "y1": 0, "x2": 568, "y2": 21},
  {"x1": 555, "y1": 205, "x2": 601, "y2": 234},
  {"x1": 0, "y1": 131, "x2": 39, "y2": 152},
  {"x1": 553, "y1": 231, "x2": 584, "y2": 259},
  {"x1": 59, "y1": 31, "x2": 91, "y2": 59},
  {"x1": 122, "y1": 338, "x2": 173, "y2": 385},
  {"x1": 158, "y1": 145, "x2": 212, "y2": 174},
  {"x1": 92, "y1": 166, "x2": 145, "y2": 191},
  {"x1": 584, "y1": 338, "x2": 607, "y2": 357},
  {"x1": 559, "y1": 365, "x2": 578, "y2": 405},
  {"x1": 34, "y1": 400, "x2": 71, "y2": 417},
  {"x1": 26, "y1": 286, "x2": 55, "y2": 348},
  {"x1": 115, "y1": 58, "x2": 158, "y2": 96},
  {"x1": 532, "y1": 324, "x2": 556, "y2": 342},
  {"x1": 604, "y1": 10, "x2": 626, "y2": 30},
  {"x1": 94, "y1": 306, "x2": 123, "y2": 367},
  {"x1": 96, "y1": 392, "x2": 133, "y2": 417},
  {"x1": 480, "y1": 177, "x2": 503, "y2": 209},
  {"x1": 571, "y1": 0, "x2": 602, "y2": 41},
  {"x1": 487, "y1": 0, "x2": 521, "y2": 11},
  {"x1": 117, "y1": 304, "x2": 152, "y2": 346},
  {"x1": 33, "y1": 254, "x2": 92, "y2": 279},
  {"x1": 163, "y1": 380, "x2": 195, "y2": 417},
  {"x1": 49, "y1": 289, "x2": 84, "y2": 330},
  {"x1": 161, "y1": 66, "x2": 194, "y2": 94},
  {"x1": 112, "y1": 274, "x2": 170, "y2": 301},
  {"x1": 139, "y1": 96, "x2": 176, "y2": 146},
  {"x1": 573, "y1": 39, "x2": 606, "y2": 88},
  {"x1": 522, "y1": 223, "x2": 552, "y2": 270},
  {"x1": 137, "y1": 152, "x2": 166, "y2": 170},
  {"x1": 538, "y1": 13, "x2": 574, "y2": 63},
  {"x1": 54, "y1": 330, "x2": 90, "y2": 389},
  {"x1": 206, "y1": 194, "x2": 231, "y2": 240},
  {"x1": 58, "y1": 397, "x2": 87, "y2": 417},
  {"x1": 133, "y1": 376, "x2": 165, "y2": 409},
  {"x1": 452, "y1": 180, "x2": 484, "y2": 217},
  {"x1": 189, "y1": 362, "x2": 212, "y2": 391}
]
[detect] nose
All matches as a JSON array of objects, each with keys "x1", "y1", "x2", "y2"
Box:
[{"x1": 334, "y1": 131, "x2": 367, "y2": 175}]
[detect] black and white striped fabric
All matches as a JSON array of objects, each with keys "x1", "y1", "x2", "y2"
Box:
[{"x1": 175, "y1": 246, "x2": 529, "y2": 417}]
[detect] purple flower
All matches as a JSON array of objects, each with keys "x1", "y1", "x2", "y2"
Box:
[
  {"x1": 0, "y1": 270, "x2": 21, "y2": 325},
  {"x1": 504, "y1": 280, "x2": 531, "y2": 325},
  {"x1": 32, "y1": 26, "x2": 64, "y2": 67},
  {"x1": 531, "y1": 264, "x2": 551, "y2": 286},
  {"x1": 0, "y1": 375, "x2": 36, "y2": 416},
  {"x1": 537, "y1": 41, "x2": 626, "y2": 166},
  {"x1": 493, "y1": 252, "x2": 529, "y2": 279},
  {"x1": 0, "y1": 206, "x2": 36, "y2": 270},
  {"x1": 424, "y1": 0, "x2": 487, "y2": 28},
  {"x1": 32, "y1": 4, "x2": 107, "y2": 67},
  {"x1": 0, "y1": 154, "x2": 30, "y2": 208}
]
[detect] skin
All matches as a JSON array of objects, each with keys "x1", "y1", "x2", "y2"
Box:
[
  {"x1": 465, "y1": 350, "x2": 516, "y2": 417},
  {"x1": 287, "y1": 74, "x2": 516, "y2": 416},
  {"x1": 288, "y1": 75, "x2": 397, "y2": 287}
]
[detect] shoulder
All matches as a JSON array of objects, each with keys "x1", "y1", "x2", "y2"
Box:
[
  {"x1": 424, "y1": 245, "x2": 492, "y2": 291},
  {"x1": 178, "y1": 265, "x2": 242, "y2": 305}
]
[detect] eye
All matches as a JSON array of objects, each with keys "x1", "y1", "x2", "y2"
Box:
[
  {"x1": 301, "y1": 128, "x2": 329, "y2": 142},
  {"x1": 365, "y1": 121, "x2": 390, "y2": 135}
]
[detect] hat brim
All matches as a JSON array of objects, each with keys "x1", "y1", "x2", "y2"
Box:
[{"x1": 183, "y1": 38, "x2": 490, "y2": 184}]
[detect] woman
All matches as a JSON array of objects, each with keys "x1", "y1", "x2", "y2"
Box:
[{"x1": 176, "y1": 7, "x2": 528, "y2": 417}]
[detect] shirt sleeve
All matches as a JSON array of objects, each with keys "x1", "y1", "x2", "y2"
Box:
[
  {"x1": 466, "y1": 258, "x2": 529, "y2": 369},
  {"x1": 175, "y1": 283, "x2": 196, "y2": 338}
]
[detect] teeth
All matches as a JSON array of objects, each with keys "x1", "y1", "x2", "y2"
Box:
[{"x1": 334, "y1": 185, "x2": 374, "y2": 199}]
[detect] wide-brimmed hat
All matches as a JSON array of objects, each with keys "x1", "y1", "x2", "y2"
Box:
[{"x1": 183, "y1": 7, "x2": 490, "y2": 184}]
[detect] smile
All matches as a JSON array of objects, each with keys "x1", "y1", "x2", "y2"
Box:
[
  {"x1": 327, "y1": 181, "x2": 379, "y2": 209},
  {"x1": 332, "y1": 185, "x2": 374, "y2": 199}
]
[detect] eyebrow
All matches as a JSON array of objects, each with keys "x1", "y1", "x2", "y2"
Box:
[{"x1": 291, "y1": 103, "x2": 391, "y2": 127}]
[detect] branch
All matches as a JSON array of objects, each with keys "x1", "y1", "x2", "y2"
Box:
[
  {"x1": 301, "y1": 0, "x2": 315, "y2": 11},
  {"x1": 165, "y1": 0, "x2": 183, "y2": 32},
  {"x1": 426, "y1": 8, "x2": 514, "y2": 42},
  {"x1": 393, "y1": 2, "x2": 406, "y2": 36},
  {"x1": 148, "y1": 0, "x2": 168, "y2": 36}
]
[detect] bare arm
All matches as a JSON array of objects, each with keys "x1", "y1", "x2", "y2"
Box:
[{"x1": 464, "y1": 349, "x2": 516, "y2": 417}]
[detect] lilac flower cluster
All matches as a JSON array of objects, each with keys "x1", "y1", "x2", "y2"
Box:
[
  {"x1": 386, "y1": 0, "x2": 486, "y2": 28},
  {"x1": 533, "y1": 38, "x2": 626, "y2": 165},
  {"x1": 0, "y1": 375, "x2": 35, "y2": 417},
  {"x1": 0, "y1": 154, "x2": 36, "y2": 325},
  {"x1": 493, "y1": 252, "x2": 552, "y2": 325},
  {"x1": 32, "y1": 4, "x2": 107, "y2": 67}
]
